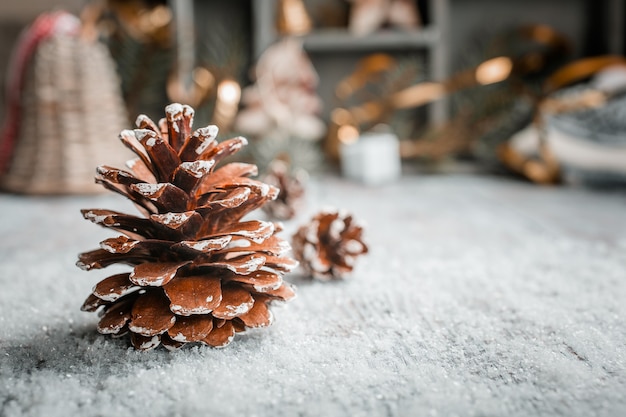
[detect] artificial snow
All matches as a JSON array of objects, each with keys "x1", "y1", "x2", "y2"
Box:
[
  {"x1": 226, "y1": 239, "x2": 252, "y2": 249},
  {"x1": 194, "y1": 126, "x2": 219, "y2": 154},
  {"x1": 169, "y1": 305, "x2": 211, "y2": 316},
  {"x1": 133, "y1": 183, "x2": 166, "y2": 195},
  {"x1": 179, "y1": 160, "x2": 215, "y2": 177},
  {"x1": 1, "y1": 176, "x2": 626, "y2": 416}
]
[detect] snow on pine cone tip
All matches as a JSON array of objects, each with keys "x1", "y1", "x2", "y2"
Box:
[{"x1": 77, "y1": 103, "x2": 297, "y2": 351}]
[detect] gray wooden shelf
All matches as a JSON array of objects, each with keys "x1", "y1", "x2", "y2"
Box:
[
  {"x1": 299, "y1": 27, "x2": 441, "y2": 52},
  {"x1": 252, "y1": 0, "x2": 450, "y2": 123}
]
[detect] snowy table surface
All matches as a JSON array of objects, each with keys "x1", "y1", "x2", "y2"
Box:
[{"x1": 1, "y1": 174, "x2": 626, "y2": 417}]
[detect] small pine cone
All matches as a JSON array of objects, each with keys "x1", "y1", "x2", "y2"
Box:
[
  {"x1": 77, "y1": 103, "x2": 298, "y2": 351},
  {"x1": 292, "y1": 210, "x2": 368, "y2": 280},
  {"x1": 262, "y1": 159, "x2": 306, "y2": 220}
]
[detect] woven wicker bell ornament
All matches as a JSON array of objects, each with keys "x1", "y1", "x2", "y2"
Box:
[{"x1": 0, "y1": 11, "x2": 129, "y2": 194}]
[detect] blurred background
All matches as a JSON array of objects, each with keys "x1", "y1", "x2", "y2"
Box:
[{"x1": 1, "y1": 0, "x2": 626, "y2": 193}]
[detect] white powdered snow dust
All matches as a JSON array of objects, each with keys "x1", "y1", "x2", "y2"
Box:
[{"x1": 1, "y1": 176, "x2": 625, "y2": 416}]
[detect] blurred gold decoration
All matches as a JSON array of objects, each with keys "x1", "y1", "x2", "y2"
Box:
[
  {"x1": 327, "y1": 108, "x2": 358, "y2": 157},
  {"x1": 211, "y1": 78, "x2": 242, "y2": 132},
  {"x1": 347, "y1": 0, "x2": 420, "y2": 36},
  {"x1": 475, "y1": 57, "x2": 514, "y2": 85},
  {"x1": 277, "y1": 0, "x2": 313, "y2": 35},
  {"x1": 335, "y1": 53, "x2": 397, "y2": 101},
  {"x1": 326, "y1": 53, "x2": 423, "y2": 159},
  {"x1": 99, "y1": 0, "x2": 175, "y2": 119},
  {"x1": 162, "y1": 0, "x2": 249, "y2": 130},
  {"x1": 105, "y1": 0, "x2": 173, "y2": 47},
  {"x1": 326, "y1": 25, "x2": 570, "y2": 161},
  {"x1": 498, "y1": 56, "x2": 626, "y2": 184},
  {"x1": 165, "y1": 0, "x2": 213, "y2": 108},
  {"x1": 398, "y1": 113, "x2": 475, "y2": 160},
  {"x1": 190, "y1": 1, "x2": 251, "y2": 129},
  {"x1": 337, "y1": 124, "x2": 360, "y2": 145},
  {"x1": 328, "y1": 56, "x2": 512, "y2": 159},
  {"x1": 166, "y1": 66, "x2": 215, "y2": 108},
  {"x1": 498, "y1": 137, "x2": 561, "y2": 185},
  {"x1": 364, "y1": 57, "x2": 513, "y2": 115},
  {"x1": 445, "y1": 25, "x2": 573, "y2": 165},
  {"x1": 543, "y1": 55, "x2": 626, "y2": 94}
]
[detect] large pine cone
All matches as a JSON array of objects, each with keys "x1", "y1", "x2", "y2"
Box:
[
  {"x1": 77, "y1": 103, "x2": 297, "y2": 351},
  {"x1": 292, "y1": 210, "x2": 368, "y2": 281}
]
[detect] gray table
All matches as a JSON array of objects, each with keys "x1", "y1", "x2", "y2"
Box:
[{"x1": 1, "y1": 175, "x2": 625, "y2": 417}]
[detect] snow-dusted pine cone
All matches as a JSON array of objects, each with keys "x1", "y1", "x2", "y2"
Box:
[
  {"x1": 262, "y1": 159, "x2": 306, "y2": 220},
  {"x1": 77, "y1": 103, "x2": 297, "y2": 351},
  {"x1": 292, "y1": 210, "x2": 368, "y2": 280}
]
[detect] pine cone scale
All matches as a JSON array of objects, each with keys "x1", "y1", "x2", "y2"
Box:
[
  {"x1": 134, "y1": 130, "x2": 181, "y2": 182},
  {"x1": 211, "y1": 286, "x2": 255, "y2": 319},
  {"x1": 97, "y1": 296, "x2": 134, "y2": 334},
  {"x1": 163, "y1": 276, "x2": 222, "y2": 316},
  {"x1": 202, "y1": 321, "x2": 235, "y2": 348},
  {"x1": 128, "y1": 290, "x2": 176, "y2": 336},
  {"x1": 119, "y1": 130, "x2": 155, "y2": 175},
  {"x1": 81, "y1": 209, "x2": 157, "y2": 240},
  {"x1": 100, "y1": 236, "x2": 171, "y2": 255},
  {"x1": 206, "y1": 220, "x2": 275, "y2": 243},
  {"x1": 208, "y1": 188, "x2": 252, "y2": 209},
  {"x1": 96, "y1": 165, "x2": 143, "y2": 187},
  {"x1": 262, "y1": 255, "x2": 299, "y2": 273},
  {"x1": 135, "y1": 114, "x2": 161, "y2": 134},
  {"x1": 238, "y1": 297, "x2": 273, "y2": 328},
  {"x1": 149, "y1": 211, "x2": 203, "y2": 238},
  {"x1": 131, "y1": 332, "x2": 161, "y2": 350},
  {"x1": 161, "y1": 334, "x2": 185, "y2": 350},
  {"x1": 129, "y1": 261, "x2": 191, "y2": 286},
  {"x1": 173, "y1": 161, "x2": 215, "y2": 193},
  {"x1": 220, "y1": 235, "x2": 290, "y2": 257},
  {"x1": 93, "y1": 273, "x2": 137, "y2": 302},
  {"x1": 207, "y1": 254, "x2": 265, "y2": 275},
  {"x1": 261, "y1": 283, "x2": 296, "y2": 301},
  {"x1": 164, "y1": 103, "x2": 194, "y2": 150},
  {"x1": 227, "y1": 271, "x2": 283, "y2": 292},
  {"x1": 127, "y1": 157, "x2": 157, "y2": 184},
  {"x1": 203, "y1": 163, "x2": 258, "y2": 186},
  {"x1": 178, "y1": 126, "x2": 218, "y2": 162},
  {"x1": 168, "y1": 315, "x2": 214, "y2": 342},
  {"x1": 199, "y1": 137, "x2": 248, "y2": 166},
  {"x1": 172, "y1": 236, "x2": 232, "y2": 255},
  {"x1": 81, "y1": 293, "x2": 107, "y2": 312},
  {"x1": 130, "y1": 183, "x2": 189, "y2": 212}
]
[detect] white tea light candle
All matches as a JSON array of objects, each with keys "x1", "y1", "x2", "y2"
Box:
[{"x1": 340, "y1": 131, "x2": 401, "y2": 185}]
